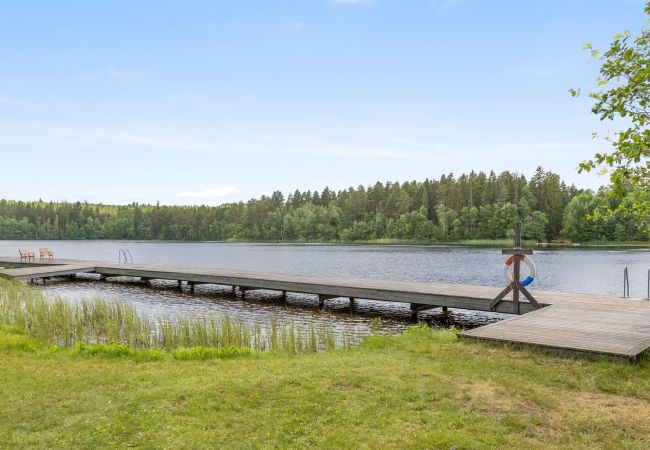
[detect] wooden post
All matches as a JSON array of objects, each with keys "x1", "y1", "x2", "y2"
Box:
[
  {"x1": 512, "y1": 222, "x2": 521, "y2": 314},
  {"x1": 514, "y1": 221, "x2": 522, "y2": 248},
  {"x1": 489, "y1": 221, "x2": 541, "y2": 314},
  {"x1": 410, "y1": 303, "x2": 418, "y2": 322}
]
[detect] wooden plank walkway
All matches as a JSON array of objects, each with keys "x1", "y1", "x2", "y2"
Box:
[
  {"x1": 0, "y1": 263, "x2": 96, "y2": 280},
  {"x1": 1, "y1": 256, "x2": 649, "y2": 361},
  {"x1": 462, "y1": 298, "x2": 650, "y2": 361},
  {"x1": 0, "y1": 257, "x2": 542, "y2": 314}
]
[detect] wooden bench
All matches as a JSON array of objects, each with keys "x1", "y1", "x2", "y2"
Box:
[
  {"x1": 39, "y1": 248, "x2": 54, "y2": 260},
  {"x1": 19, "y1": 249, "x2": 35, "y2": 262}
]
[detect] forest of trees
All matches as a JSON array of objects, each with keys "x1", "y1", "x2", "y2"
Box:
[{"x1": 0, "y1": 167, "x2": 647, "y2": 243}]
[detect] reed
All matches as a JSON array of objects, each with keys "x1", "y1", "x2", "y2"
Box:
[{"x1": 0, "y1": 279, "x2": 349, "y2": 354}]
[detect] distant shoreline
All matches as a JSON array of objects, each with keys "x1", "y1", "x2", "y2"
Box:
[{"x1": 1, "y1": 238, "x2": 648, "y2": 250}]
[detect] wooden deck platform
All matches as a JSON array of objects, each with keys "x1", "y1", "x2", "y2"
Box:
[
  {"x1": 462, "y1": 296, "x2": 650, "y2": 361},
  {"x1": 1, "y1": 256, "x2": 649, "y2": 361}
]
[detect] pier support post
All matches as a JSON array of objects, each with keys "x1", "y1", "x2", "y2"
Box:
[
  {"x1": 317, "y1": 294, "x2": 338, "y2": 310},
  {"x1": 189, "y1": 282, "x2": 195, "y2": 293},
  {"x1": 238, "y1": 286, "x2": 264, "y2": 299},
  {"x1": 178, "y1": 280, "x2": 183, "y2": 290},
  {"x1": 141, "y1": 277, "x2": 150, "y2": 286},
  {"x1": 349, "y1": 297, "x2": 355, "y2": 308},
  {"x1": 410, "y1": 303, "x2": 418, "y2": 322},
  {"x1": 282, "y1": 290, "x2": 287, "y2": 302}
]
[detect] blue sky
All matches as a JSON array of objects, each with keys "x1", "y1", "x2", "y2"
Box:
[{"x1": 0, "y1": 0, "x2": 646, "y2": 205}]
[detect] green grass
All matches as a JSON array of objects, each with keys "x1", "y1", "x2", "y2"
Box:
[
  {"x1": 2, "y1": 280, "x2": 650, "y2": 448},
  {"x1": 0, "y1": 279, "x2": 343, "y2": 354},
  {"x1": 2, "y1": 324, "x2": 650, "y2": 448}
]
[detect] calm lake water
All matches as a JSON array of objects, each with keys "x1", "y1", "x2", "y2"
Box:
[{"x1": 2, "y1": 240, "x2": 649, "y2": 340}]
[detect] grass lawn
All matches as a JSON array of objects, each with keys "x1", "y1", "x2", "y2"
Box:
[{"x1": 2, "y1": 325, "x2": 650, "y2": 449}]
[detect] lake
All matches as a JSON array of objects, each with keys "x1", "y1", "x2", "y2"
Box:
[{"x1": 1, "y1": 240, "x2": 649, "y2": 340}]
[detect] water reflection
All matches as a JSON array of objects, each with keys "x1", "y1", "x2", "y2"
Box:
[{"x1": 41, "y1": 275, "x2": 508, "y2": 343}]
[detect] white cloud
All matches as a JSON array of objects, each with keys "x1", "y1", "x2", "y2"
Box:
[
  {"x1": 6, "y1": 122, "x2": 602, "y2": 171},
  {"x1": 54, "y1": 127, "x2": 211, "y2": 151},
  {"x1": 51, "y1": 126, "x2": 437, "y2": 160},
  {"x1": 174, "y1": 186, "x2": 238, "y2": 200}
]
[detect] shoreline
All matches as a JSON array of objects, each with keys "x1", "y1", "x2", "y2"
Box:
[{"x1": 1, "y1": 238, "x2": 649, "y2": 250}]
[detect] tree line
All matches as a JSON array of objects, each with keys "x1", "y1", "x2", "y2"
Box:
[{"x1": 0, "y1": 167, "x2": 646, "y2": 243}]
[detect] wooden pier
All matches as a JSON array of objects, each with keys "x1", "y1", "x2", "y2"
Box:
[{"x1": 1, "y1": 256, "x2": 649, "y2": 361}]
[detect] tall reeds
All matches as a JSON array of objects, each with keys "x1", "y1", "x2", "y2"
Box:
[{"x1": 0, "y1": 280, "x2": 350, "y2": 353}]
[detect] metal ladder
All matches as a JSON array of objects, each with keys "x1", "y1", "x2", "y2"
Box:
[
  {"x1": 118, "y1": 248, "x2": 134, "y2": 264},
  {"x1": 622, "y1": 266, "x2": 650, "y2": 299}
]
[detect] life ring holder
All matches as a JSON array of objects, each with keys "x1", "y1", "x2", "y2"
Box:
[{"x1": 503, "y1": 255, "x2": 536, "y2": 287}]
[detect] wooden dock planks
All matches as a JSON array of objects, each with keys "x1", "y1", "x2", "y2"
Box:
[
  {"x1": 461, "y1": 297, "x2": 650, "y2": 360},
  {"x1": 0, "y1": 264, "x2": 96, "y2": 280},
  {"x1": 1, "y1": 256, "x2": 649, "y2": 360}
]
